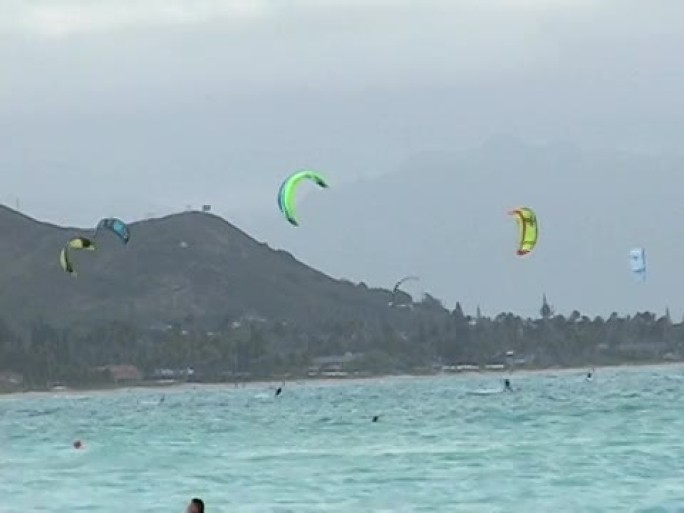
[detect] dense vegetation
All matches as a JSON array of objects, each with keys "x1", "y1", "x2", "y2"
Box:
[{"x1": 0, "y1": 294, "x2": 680, "y2": 391}]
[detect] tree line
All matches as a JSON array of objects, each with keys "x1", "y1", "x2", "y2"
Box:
[{"x1": 0, "y1": 294, "x2": 681, "y2": 390}]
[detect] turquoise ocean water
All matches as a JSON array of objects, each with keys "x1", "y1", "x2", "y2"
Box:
[{"x1": 2, "y1": 367, "x2": 684, "y2": 512}]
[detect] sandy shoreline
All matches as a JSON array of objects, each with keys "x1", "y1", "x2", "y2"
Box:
[{"x1": 2, "y1": 360, "x2": 683, "y2": 401}]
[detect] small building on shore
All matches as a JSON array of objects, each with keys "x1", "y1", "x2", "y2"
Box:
[
  {"x1": 98, "y1": 364, "x2": 142, "y2": 383},
  {"x1": 0, "y1": 371, "x2": 23, "y2": 391},
  {"x1": 308, "y1": 353, "x2": 358, "y2": 377}
]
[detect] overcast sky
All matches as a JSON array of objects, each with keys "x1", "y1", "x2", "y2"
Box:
[{"x1": 2, "y1": 0, "x2": 683, "y2": 315}]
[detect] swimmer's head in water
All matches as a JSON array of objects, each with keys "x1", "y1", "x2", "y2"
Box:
[
  {"x1": 73, "y1": 440, "x2": 83, "y2": 449},
  {"x1": 372, "y1": 415, "x2": 379, "y2": 422},
  {"x1": 187, "y1": 498, "x2": 204, "y2": 513}
]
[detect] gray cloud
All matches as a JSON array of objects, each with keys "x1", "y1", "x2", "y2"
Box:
[{"x1": 1, "y1": 0, "x2": 682, "y2": 314}]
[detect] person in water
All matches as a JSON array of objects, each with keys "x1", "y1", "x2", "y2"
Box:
[
  {"x1": 275, "y1": 386, "x2": 282, "y2": 397},
  {"x1": 586, "y1": 369, "x2": 593, "y2": 381},
  {"x1": 186, "y1": 498, "x2": 204, "y2": 513},
  {"x1": 504, "y1": 378, "x2": 512, "y2": 391}
]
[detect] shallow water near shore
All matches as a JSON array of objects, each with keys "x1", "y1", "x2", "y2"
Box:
[{"x1": 2, "y1": 367, "x2": 684, "y2": 512}]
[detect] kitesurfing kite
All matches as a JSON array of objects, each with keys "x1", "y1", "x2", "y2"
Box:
[
  {"x1": 390, "y1": 275, "x2": 420, "y2": 306},
  {"x1": 277, "y1": 170, "x2": 328, "y2": 226},
  {"x1": 629, "y1": 247, "x2": 646, "y2": 281},
  {"x1": 95, "y1": 217, "x2": 130, "y2": 245},
  {"x1": 508, "y1": 207, "x2": 538, "y2": 256},
  {"x1": 60, "y1": 237, "x2": 95, "y2": 276}
]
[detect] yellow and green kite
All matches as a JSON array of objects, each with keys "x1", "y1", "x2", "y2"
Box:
[
  {"x1": 277, "y1": 170, "x2": 328, "y2": 226},
  {"x1": 60, "y1": 237, "x2": 96, "y2": 276},
  {"x1": 508, "y1": 207, "x2": 538, "y2": 256}
]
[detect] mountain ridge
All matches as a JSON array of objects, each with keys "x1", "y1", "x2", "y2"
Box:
[{"x1": 0, "y1": 207, "x2": 412, "y2": 329}]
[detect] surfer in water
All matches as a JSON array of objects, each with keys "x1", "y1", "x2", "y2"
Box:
[
  {"x1": 186, "y1": 498, "x2": 204, "y2": 513},
  {"x1": 275, "y1": 386, "x2": 282, "y2": 397},
  {"x1": 586, "y1": 368, "x2": 594, "y2": 381},
  {"x1": 504, "y1": 378, "x2": 512, "y2": 392}
]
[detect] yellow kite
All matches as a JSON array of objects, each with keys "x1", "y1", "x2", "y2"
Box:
[{"x1": 508, "y1": 207, "x2": 538, "y2": 256}]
